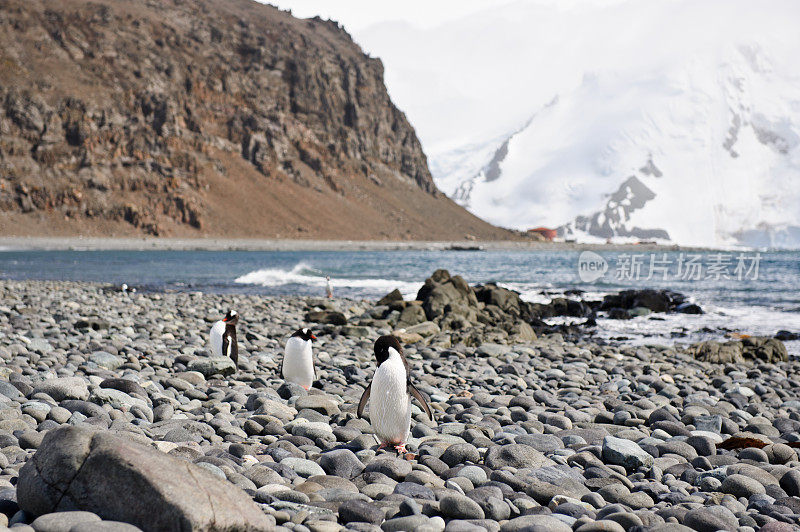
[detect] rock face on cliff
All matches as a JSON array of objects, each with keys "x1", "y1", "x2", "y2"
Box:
[{"x1": 0, "y1": 0, "x2": 513, "y2": 239}]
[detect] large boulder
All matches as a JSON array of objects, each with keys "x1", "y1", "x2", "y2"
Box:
[
  {"x1": 602, "y1": 436, "x2": 654, "y2": 470},
  {"x1": 692, "y1": 337, "x2": 788, "y2": 364},
  {"x1": 99, "y1": 379, "x2": 148, "y2": 400},
  {"x1": 305, "y1": 310, "x2": 347, "y2": 325},
  {"x1": 187, "y1": 357, "x2": 236, "y2": 378},
  {"x1": 416, "y1": 270, "x2": 479, "y2": 321},
  {"x1": 377, "y1": 289, "x2": 403, "y2": 306},
  {"x1": 18, "y1": 426, "x2": 272, "y2": 531},
  {"x1": 474, "y1": 283, "x2": 545, "y2": 322},
  {"x1": 508, "y1": 321, "x2": 537, "y2": 343},
  {"x1": 485, "y1": 444, "x2": 554, "y2": 470},
  {"x1": 474, "y1": 283, "x2": 522, "y2": 315},
  {"x1": 741, "y1": 336, "x2": 788, "y2": 363},
  {"x1": 398, "y1": 269, "x2": 594, "y2": 343},
  {"x1": 602, "y1": 289, "x2": 675, "y2": 313},
  {"x1": 548, "y1": 297, "x2": 593, "y2": 317},
  {"x1": 396, "y1": 304, "x2": 426, "y2": 328},
  {"x1": 691, "y1": 341, "x2": 745, "y2": 364},
  {"x1": 403, "y1": 321, "x2": 440, "y2": 338},
  {"x1": 33, "y1": 378, "x2": 90, "y2": 402},
  {"x1": 88, "y1": 351, "x2": 124, "y2": 370}
]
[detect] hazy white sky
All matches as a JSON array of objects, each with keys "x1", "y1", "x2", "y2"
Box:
[
  {"x1": 262, "y1": 0, "x2": 800, "y2": 163},
  {"x1": 264, "y1": 0, "x2": 519, "y2": 32}
]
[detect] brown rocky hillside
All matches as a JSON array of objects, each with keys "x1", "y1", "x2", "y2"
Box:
[{"x1": 0, "y1": 0, "x2": 516, "y2": 240}]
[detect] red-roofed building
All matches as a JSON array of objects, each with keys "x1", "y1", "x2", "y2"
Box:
[{"x1": 528, "y1": 227, "x2": 557, "y2": 240}]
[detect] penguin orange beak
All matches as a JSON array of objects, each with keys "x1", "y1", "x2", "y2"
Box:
[
  {"x1": 222, "y1": 318, "x2": 228, "y2": 322},
  {"x1": 310, "y1": 334, "x2": 317, "y2": 340}
]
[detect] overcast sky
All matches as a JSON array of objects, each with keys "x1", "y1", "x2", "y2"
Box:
[
  {"x1": 261, "y1": 1, "x2": 800, "y2": 166},
  {"x1": 263, "y1": 1, "x2": 519, "y2": 33}
]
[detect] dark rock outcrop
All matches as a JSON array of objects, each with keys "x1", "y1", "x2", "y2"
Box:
[
  {"x1": 602, "y1": 289, "x2": 680, "y2": 313},
  {"x1": 376, "y1": 270, "x2": 593, "y2": 346},
  {"x1": 377, "y1": 289, "x2": 403, "y2": 306},
  {"x1": 776, "y1": 330, "x2": 800, "y2": 341},
  {"x1": 601, "y1": 289, "x2": 702, "y2": 319},
  {"x1": 375, "y1": 272, "x2": 709, "y2": 345},
  {"x1": 417, "y1": 269, "x2": 479, "y2": 322}
]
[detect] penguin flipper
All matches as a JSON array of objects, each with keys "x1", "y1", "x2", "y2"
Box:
[
  {"x1": 230, "y1": 339, "x2": 239, "y2": 368},
  {"x1": 408, "y1": 382, "x2": 433, "y2": 422},
  {"x1": 222, "y1": 333, "x2": 238, "y2": 368},
  {"x1": 221, "y1": 334, "x2": 230, "y2": 361},
  {"x1": 357, "y1": 382, "x2": 372, "y2": 419}
]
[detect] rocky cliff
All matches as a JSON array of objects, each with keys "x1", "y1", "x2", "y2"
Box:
[{"x1": 0, "y1": 0, "x2": 513, "y2": 239}]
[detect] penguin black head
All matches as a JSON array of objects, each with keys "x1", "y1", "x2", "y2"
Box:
[
  {"x1": 291, "y1": 327, "x2": 316, "y2": 341},
  {"x1": 374, "y1": 335, "x2": 403, "y2": 366},
  {"x1": 223, "y1": 310, "x2": 239, "y2": 325}
]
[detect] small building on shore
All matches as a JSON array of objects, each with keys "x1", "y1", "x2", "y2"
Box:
[{"x1": 528, "y1": 227, "x2": 557, "y2": 241}]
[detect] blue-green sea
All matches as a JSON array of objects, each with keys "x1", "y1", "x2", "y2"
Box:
[{"x1": 0, "y1": 249, "x2": 798, "y2": 353}]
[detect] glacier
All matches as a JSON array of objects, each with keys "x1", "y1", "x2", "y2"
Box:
[
  {"x1": 269, "y1": 0, "x2": 800, "y2": 248},
  {"x1": 353, "y1": 0, "x2": 800, "y2": 248}
]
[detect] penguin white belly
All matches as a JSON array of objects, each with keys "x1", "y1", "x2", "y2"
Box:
[
  {"x1": 283, "y1": 337, "x2": 314, "y2": 388},
  {"x1": 371, "y1": 354, "x2": 411, "y2": 444},
  {"x1": 209, "y1": 320, "x2": 225, "y2": 357}
]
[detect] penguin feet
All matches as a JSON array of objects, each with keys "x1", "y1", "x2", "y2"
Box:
[{"x1": 393, "y1": 443, "x2": 408, "y2": 455}]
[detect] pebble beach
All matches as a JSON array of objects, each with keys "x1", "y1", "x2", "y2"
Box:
[{"x1": 1, "y1": 278, "x2": 799, "y2": 532}]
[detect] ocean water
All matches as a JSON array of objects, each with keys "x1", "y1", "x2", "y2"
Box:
[{"x1": 0, "y1": 249, "x2": 798, "y2": 354}]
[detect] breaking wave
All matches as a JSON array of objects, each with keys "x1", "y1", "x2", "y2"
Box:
[{"x1": 235, "y1": 262, "x2": 422, "y2": 299}]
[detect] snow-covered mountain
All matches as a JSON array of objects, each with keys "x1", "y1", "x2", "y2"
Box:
[
  {"x1": 442, "y1": 42, "x2": 800, "y2": 247},
  {"x1": 349, "y1": 0, "x2": 800, "y2": 248}
]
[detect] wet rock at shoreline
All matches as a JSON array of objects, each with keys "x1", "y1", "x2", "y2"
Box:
[{"x1": 601, "y1": 289, "x2": 703, "y2": 319}]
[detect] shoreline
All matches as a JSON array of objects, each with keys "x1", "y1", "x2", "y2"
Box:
[
  {"x1": 1, "y1": 279, "x2": 799, "y2": 530},
  {"x1": 3, "y1": 278, "x2": 795, "y2": 356},
  {"x1": 0, "y1": 236, "x2": 705, "y2": 252}
]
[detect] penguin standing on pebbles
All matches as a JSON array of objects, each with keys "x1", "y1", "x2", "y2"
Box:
[
  {"x1": 209, "y1": 310, "x2": 239, "y2": 367},
  {"x1": 282, "y1": 328, "x2": 316, "y2": 389},
  {"x1": 358, "y1": 335, "x2": 433, "y2": 454}
]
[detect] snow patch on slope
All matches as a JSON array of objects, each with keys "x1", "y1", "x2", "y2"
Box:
[
  {"x1": 352, "y1": 0, "x2": 800, "y2": 248},
  {"x1": 453, "y1": 43, "x2": 800, "y2": 247}
]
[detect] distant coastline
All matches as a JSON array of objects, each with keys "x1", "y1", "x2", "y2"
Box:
[{"x1": 0, "y1": 236, "x2": 706, "y2": 252}]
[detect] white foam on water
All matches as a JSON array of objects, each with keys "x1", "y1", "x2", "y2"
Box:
[
  {"x1": 498, "y1": 282, "x2": 554, "y2": 304},
  {"x1": 503, "y1": 281, "x2": 800, "y2": 355},
  {"x1": 234, "y1": 262, "x2": 799, "y2": 354},
  {"x1": 235, "y1": 262, "x2": 422, "y2": 299},
  {"x1": 547, "y1": 302, "x2": 800, "y2": 356}
]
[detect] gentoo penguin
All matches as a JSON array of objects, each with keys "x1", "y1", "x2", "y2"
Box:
[
  {"x1": 209, "y1": 310, "x2": 239, "y2": 367},
  {"x1": 357, "y1": 335, "x2": 433, "y2": 454},
  {"x1": 282, "y1": 328, "x2": 316, "y2": 389}
]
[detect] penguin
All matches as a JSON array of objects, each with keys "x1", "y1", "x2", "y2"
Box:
[
  {"x1": 357, "y1": 335, "x2": 433, "y2": 454},
  {"x1": 282, "y1": 328, "x2": 316, "y2": 389},
  {"x1": 209, "y1": 310, "x2": 239, "y2": 367}
]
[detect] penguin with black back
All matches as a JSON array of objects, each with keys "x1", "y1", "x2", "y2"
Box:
[
  {"x1": 209, "y1": 310, "x2": 239, "y2": 368},
  {"x1": 357, "y1": 335, "x2": 433, "y2": 454}
]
